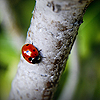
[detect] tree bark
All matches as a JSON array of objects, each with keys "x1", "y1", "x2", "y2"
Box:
[{"x1": 9, "y1": 0, "x2": 93, "y2": 100}]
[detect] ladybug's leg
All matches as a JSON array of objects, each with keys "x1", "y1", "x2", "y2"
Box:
[
  {"x1": 38, "y1": 49, "x2": 46, "y2": 58},
  {"x1": 39, "y1": 49, "x2": 42, "y2": 52}
]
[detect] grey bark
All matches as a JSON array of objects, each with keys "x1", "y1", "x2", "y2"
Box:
[{"x1": 9, "y1": 0, "x2": 93, "y2": 100}]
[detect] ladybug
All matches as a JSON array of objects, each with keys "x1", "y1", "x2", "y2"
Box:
[{"x1": 21, "y1": 44, "x2": 41, "y2": 64}]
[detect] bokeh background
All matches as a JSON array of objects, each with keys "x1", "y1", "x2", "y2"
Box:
[{"x1": 0, "y1": 0, "x2": 100, "y2": 100}]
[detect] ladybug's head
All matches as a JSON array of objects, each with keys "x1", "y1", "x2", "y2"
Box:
[{"x1": 31, "y1": 54, "x2": 42, "y2": 64}]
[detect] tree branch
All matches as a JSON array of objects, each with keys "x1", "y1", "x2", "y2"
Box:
[{"x1": 9, "y1": 0, "x2": 93, "y2": 100}]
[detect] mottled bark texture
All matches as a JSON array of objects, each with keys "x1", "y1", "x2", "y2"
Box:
[{"x1": 9, "y1": 0, "x2": 93, "y2": 100}]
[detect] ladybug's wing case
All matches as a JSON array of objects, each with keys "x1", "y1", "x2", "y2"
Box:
[
  {"x1": 22, "y1": 48, "x2": 32, "y2": 63},
  {"x1": 29, "y1": 45, "x2": 39, "y2": 58}
]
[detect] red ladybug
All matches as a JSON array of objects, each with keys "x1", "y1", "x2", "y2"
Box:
[{"x1": 21, "y1": 44, "x2": 41, "y2": 64}]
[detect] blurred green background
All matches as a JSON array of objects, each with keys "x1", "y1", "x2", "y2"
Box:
[{"x1": 0, "y1": 0, "x2": 100, "y2": 100}]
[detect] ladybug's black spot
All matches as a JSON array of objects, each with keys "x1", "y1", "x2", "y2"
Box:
[
  {"x1": 26, "y1": 44, "x2": 29, "y2": 46},
  {"x1": 33, "y1": 49, "x2": 35, "y2": 51},
  {"x1": 28, "y1": 57, "x2": 32, "y2": 61},
  {"x1": 23, "y1": 56, "x2": 25, "y2": 58}
]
